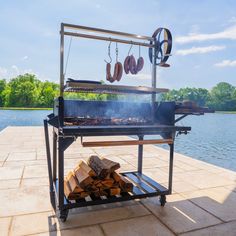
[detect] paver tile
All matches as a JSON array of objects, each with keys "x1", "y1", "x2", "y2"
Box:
[
  {"x1": 0, "y1": 179, "x2": 20, "y2": 190},
  {"x1": 0, "y1": 186, "x2": 51, "y2": 217},
  {"x1": 181, "y1": 221, "x2": 236, "y2": 236},
  {"x1": 142, "y1": 194, "x2": 221, "y2": 234},
  {"x1": 182, "y1": 187, "x2": 236, "y2": 222},
  {"x1": 101, "y1": 215, "x2": 174, "y2": 236},
  {"x1": 0, "y1": 166, "x2": 23, "y2": 180},
  {"x1": 7, "y1": 152, "x2": 36, "y2": 161},
  {"x1": 21, "y1": 177, "x2": 49, "y2": 187},
  {"x1": 0, "y1": 217, "x2": 11, "y2": 236},
  {"x1": 34, "y1": 225, "x2": 104, "y2": 236},
  {"x1": 11, "y1": 211, "x2": 56, "y2": 236},
  {"x1": 23, "y1": 165, "x2": 48, "y2": 178},
  {"x1": 55, "y1": 203, "x2": 150, "y2": 230}
]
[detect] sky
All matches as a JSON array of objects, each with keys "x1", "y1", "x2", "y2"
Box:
[{"x1": 0, "y1": 0, "x2": 236, "y2": 89}]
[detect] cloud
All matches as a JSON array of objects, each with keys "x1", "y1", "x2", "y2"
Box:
[
  {"x1": 214, "y1": 60, "x2": 236, "y2": 67},
  {"x1": 176, "y1": 25, "x2": 236, "y2": 44},
  {"x1": 176, "y1": 45, "x2": 225, "y2": 56},
  {"x1": 0, "y1": 65, "x2": 49, "y2": 81},
  {"x1": 21, "y1": 56, "x2": 28, "y2": 61},
  {"x1": 229, "y1": 16, "x2": 236, "y2": 24},
  {"x1": 11, "y1": 65, "x2": 20, "y2": 75},
  {"x1": 0, "y1": 67, "x2": 8, "y2": 78}
]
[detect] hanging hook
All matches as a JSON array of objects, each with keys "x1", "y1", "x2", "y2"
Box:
[
  {"x1": 104, "y1": 41, "x2": 112, "y2": 64},
  {"x1": 128, "y1": 43, "x2": 133, "y2": 56}
]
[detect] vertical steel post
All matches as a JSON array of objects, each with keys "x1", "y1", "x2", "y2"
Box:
[
  {"x1": 43, "y1": 120, "x2": 53, "y2": 193},
  {"x1": 58, "y1": 136, "x2": 65, "y2": 209},
  {"x1": 168, "y1": 141, "x2": 174, "y2": 194},
  {"x1": 52, "y1": 128, "x2": 57, "y2": 181},
  {"x1": 151, "y1": 39, "x2": 157, "y2": 122},
  {"x1": 138, "y1": 135, "x2": 144, "y2": 173},
  {"x1": 60, "y1": 23, "x2": 64, "y2": 97}
]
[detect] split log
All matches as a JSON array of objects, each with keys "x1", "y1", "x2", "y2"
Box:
[
  {"x1": 109, "y1": 187, "x2": 121, "y2": 196},
  {"x1": 66, "y1": 171, "x2": 83, "y2": 193},
  {"x1": 101, "y1": 178, "x2": 114, "y2": 188},
  {"x1": 77, "y1": 160, "x2": 96, "y2": 177},
  {"x1": 87, "y1": 155, "x2": 120, "y2": 179},
  {"x1": 64, "y1": 180, "x2": 72, "y2": 199},
  {"x1": 79, "y1": 191, "x2": 90, "y2": 199},
  {"x1": 111, "y1": 171, "x2": 121, "y2": 182},
  {"x1": 74, "y1": 166, "x2": 93, "y2": 189},
  {"x1": 101, "y1": 158, "x2": 120, "y2": 173},
  {"x1": 119, "y1": 175, "x2": 133, "y2": 192},
  {"x1": 87, "y1": 155, "x2": 109, "y2": 179}
]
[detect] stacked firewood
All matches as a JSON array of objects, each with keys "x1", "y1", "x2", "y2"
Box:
[{"x1": 64, "y1": 155, "x2": 133, "y2": 200}]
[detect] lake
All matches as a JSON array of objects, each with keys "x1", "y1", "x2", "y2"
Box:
[{"x1": 0, "y1": 110, "x2": 235, "y2": 171}]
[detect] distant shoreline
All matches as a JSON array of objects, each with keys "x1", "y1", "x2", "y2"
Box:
[
  {"x1": 0, "y1": 107, "x2": 52, "y2": 110},
  {"x1": 215, "y1": 111, "x2": 236, "y2": 114},
  {"x1": 0, "y1": 107, "x2": 235, "y2": 114}
]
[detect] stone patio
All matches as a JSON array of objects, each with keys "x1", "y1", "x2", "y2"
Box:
[{"x1": 0, "y1": 126, "x2": 236, "y2": 236}]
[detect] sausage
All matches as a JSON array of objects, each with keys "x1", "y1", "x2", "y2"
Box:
[
  {"x1": 106, "y1": 63, "x2": 112, "y2": 82},
  {"x1": 111, "y1": 62, "x2": 120, "y2": 82},
  {"x1": 129, "y1": 55, "x2": 137, "y2": 74},
  {"x1": 124, "y1": 56, "x2": 130, "y2": 74},
  {"x1": 136, "y1": 57, "x2": 144, "y2": 72},
  {"x1": 116, "y1": 62, "x2": 123, "y2": 81}
]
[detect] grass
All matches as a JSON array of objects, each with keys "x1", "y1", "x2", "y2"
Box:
[
  {"x1": 0, "y1": 107, "x2": 52, "y2": 110},
  {"x1": 215, "y1": 111, "x2": 236, "y2": 114}
]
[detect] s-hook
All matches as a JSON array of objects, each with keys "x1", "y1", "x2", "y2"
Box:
[{"x1": 104, "y1": 41, "x2": 112, "y2": 64}]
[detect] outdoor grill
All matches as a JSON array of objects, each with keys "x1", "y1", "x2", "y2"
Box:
[{"x1": 44, "y1": 23, "x2": 213, "y2": 222}]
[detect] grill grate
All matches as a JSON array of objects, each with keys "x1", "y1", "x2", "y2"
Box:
[{"x1": 64, "y1": 81, "x2": 169, "y2": 95}]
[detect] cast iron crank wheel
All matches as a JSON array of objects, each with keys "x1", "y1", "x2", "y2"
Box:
[
  {"x1": 160, "y1": 195, "x2": 166, "y2": 206},
  {"x1": 60, "y1": 209, "x2": 69, "y2": 222}
]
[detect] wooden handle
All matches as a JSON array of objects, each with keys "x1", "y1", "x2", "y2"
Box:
[{"x1": 82, "y1": 139, "x2": 173, "y2": 147}]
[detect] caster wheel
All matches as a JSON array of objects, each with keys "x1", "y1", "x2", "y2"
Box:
[
  {"x1": 160, "y1": 195, "x2": 166, "y2": 206},
  {"x1": 60, "y1": 209, "x2": 69, "y2": 222}
]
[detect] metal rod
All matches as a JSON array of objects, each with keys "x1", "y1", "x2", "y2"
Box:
[
  {"x1": 58, "y1": 137, "x2": 65, "y2": 210},
  {"x1": 60, "y1": 23, "x2": 64, "y2": 96},
  {"x1": 52, "y1": 128, "x2": 57, "y2": 181},
  {"x1": 138, "y1": 135, "x2": 144, "y2": 173},
  {"x1": 168, "y1": 142, "x2": 174, "y2": 194},
  {"x1": 43, "y1": 120, "x2": 54, "y2": 194},
  {"x1": 63, "y1": 31, "x2": 154, "y2": 48},
  {"x1": 63, "y1": 23, "x2": 154, "y2": 41}
]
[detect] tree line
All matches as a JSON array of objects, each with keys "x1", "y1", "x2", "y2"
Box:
[
  {"x1": 162, "y1": 82, "x2": 236, "y2": 111},
  {"x1": 0, "y1": 73, "x2": 235, "y2": 111},
  {"x1": 0, "y1": 73, "x2": 116, "y2": 108}
]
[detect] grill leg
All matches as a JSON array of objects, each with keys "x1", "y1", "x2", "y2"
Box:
[
  {"x1": 53, "y1": 129, "x2": 57, "y2": 181},
  {"x1": 43, "y1": 120, "x2": 55, "y2": 208},
  {"x1": 138, "y1": 135, "x2": 144, "y2": 173},
  {"x1": 168, "y1": 142, "x2": 174, "y2": 194},
  {"x1": 58, "y1": 136, "x2": 65, "y2": 211}
]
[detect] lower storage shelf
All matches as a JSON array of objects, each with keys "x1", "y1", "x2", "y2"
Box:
[{"x1": 53, "y1": 171, "x2": 169, "y2": 210}]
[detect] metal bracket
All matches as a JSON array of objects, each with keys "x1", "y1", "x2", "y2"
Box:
[
  {"x1": 59, "y1": 137, "x2": 75, "y2": 151},
  {"x1": 174, "y1": 114, "x2": 188, "y2": 123}
]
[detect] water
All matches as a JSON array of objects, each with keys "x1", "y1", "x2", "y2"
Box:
[
  {"x1": 0, "y1": 110, "x2": 51, "y2": 131},
  {"x1": 0, "y1": 110, "x2": 235, "y2": 171},
  {"x1": 159, "y1": 113, "x2": 236, "y2": 171}
]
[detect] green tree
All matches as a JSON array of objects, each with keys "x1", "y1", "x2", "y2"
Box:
[
  {"x1": 0, "y1": 79, "x2": 6, "y2": 106},
  {"x1": 6, "y1": 74, "x2": 40, "y2": 107},
  {"x1": 38, "y1": 81, "x2": 59, "y2": 107},
  {"x1": 208, "y1": 82, "x2": 236, "y2": 111},
  {"x1": 162, "y1": 87, "x2": 210, "y2": 106}
]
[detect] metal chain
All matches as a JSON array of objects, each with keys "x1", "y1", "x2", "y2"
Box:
[{"x1": 116, "y1": 42, "x2": 118, "y2": 62}]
